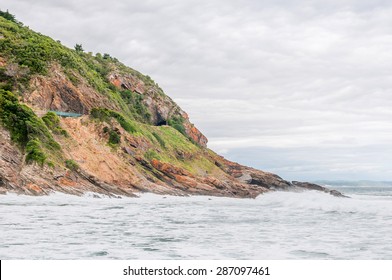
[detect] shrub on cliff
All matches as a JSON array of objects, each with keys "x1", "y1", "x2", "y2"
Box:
[
  {"x1": 90, "y1": 107, "x2": 137, "y2": 133},
  {"x1": 0, "y1": 89, "x2": 61, "y2": 165},
  {"x1": 65, "y1": 159, "x2": 79, "y2": 171},
  {"x1": 152, "y1": 132, "x2": 166, "y2": 148},
  {"x1": 42, "y1": 112, "x2": 69, "y2": 136},
  {"x1": 42, "y1": 112, "x2": 60, "y2": 128},
  {"x1": 108, "y1": 130, "x2": 121, "y2": 145},
  {"x1": 120, "y1": 90, "x2": 151, "y2": 123},
  {"x1": 168, "y1": 116, "x2": 186, "y2": 136},
  {"x1": 25, "y1": 139, "x2": 46, "y2": 166}
]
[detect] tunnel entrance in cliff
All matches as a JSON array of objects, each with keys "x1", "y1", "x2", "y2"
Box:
[
  {"x1": 156, "y1": 120, "x2": 167, "y2": 126},
  {"x1": 154, "y1": 112, "x2": 168, "y2": 126}
]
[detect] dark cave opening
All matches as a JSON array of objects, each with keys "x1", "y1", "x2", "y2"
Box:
[{"x1": 156, "y1": 120, "x2": 167, "y2": 126}]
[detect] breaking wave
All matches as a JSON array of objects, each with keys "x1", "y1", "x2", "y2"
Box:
[{"x1": 1, "y1": 185, "x2": 391, "y2": 259}]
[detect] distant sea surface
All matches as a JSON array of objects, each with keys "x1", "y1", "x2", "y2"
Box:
[{"x1": 1, "y1": 182, "x2": 392, "y2": 259}]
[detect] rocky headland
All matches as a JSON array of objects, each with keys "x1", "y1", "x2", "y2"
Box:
[{"x1": 0, "y1": 12, "x2": 345, "y2": 198}]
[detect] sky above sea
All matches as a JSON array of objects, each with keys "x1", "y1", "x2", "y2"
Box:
[{"x1": 2, "y1": 0, "x2": 392, "y2": 181}]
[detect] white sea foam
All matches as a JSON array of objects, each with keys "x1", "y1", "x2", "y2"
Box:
[{"x1": 0, "y1": 187, "x2": 391, "y2": 259}]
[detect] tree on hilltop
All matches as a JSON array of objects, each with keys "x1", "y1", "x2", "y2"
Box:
[
  {"x1": 74, "y1": 44, "x2": 84, "y2": 52},
  {"x1": 0, "y1": 9, "x2": 17, "y2": 23}
]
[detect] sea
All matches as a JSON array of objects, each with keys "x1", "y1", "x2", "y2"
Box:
[{"x1": 1, "y1": 182, "x2": 392, "y2": 259}]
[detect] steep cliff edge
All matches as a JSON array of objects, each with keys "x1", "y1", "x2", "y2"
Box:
[{"x1": 0, "y1": 13, "x2": 344, "y2": 198}]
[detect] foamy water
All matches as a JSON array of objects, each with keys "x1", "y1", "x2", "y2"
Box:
[{"x1": 1, "y1": 185, "x2": 392, "y2": 259}]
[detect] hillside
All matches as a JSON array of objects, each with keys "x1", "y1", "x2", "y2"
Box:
[{"x1": 0, "y1": 11, "x2": 342, "y2": 198}]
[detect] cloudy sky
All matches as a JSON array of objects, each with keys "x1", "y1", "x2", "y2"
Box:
[{"x1": 3, "y1": 0, "x2": 392, "y2": 181}]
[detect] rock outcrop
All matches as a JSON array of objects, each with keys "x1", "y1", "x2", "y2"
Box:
[
  {"x1": 27, "y1": 64, "x2": 116, "y2": 114},
  {"x1": 291, "y1": 181, "x2": 348, "y2": 198}
]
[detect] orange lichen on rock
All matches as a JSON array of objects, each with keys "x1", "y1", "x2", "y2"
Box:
[
  {"x1": 108, "y1": 73, "x2": 146, "y2": 94},
  {"x1": 151, "y1": 159, "x2": 193, "y2": 178},
  {"x1": 58, "y1": 177, "x2": 77, "y2": 187},
  {"x1": 183, "y1": 122, "x2": 208, "y2": 147},
  {"x1": 173, "y1": 174, "x2": 198, "y2": 188},
  {"x1": 26, "y1": 184, "x2": 44, "y2": 194}
]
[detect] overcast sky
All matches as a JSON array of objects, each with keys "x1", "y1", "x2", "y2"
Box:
[{"x1": 3, "y1": 0, "x2": 392, "y2": 181}]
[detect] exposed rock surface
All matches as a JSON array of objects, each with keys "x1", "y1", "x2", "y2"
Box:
[
  {"x1": 26, "y1": 64, "x2": 116, "y2": 114},
  {"x1": 0, "y1": 119, "x2": 266, "y2": 197}
]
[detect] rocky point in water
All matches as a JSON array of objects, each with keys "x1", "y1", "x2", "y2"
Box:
[{"x1": 0, "y1": 11, "x2": 345, "y2": 198}]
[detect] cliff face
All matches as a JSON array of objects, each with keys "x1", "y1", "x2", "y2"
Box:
[
  {"x1": 27, "y1": 64, "x2": 116, "y2": 114},
  {"x1": 108, "y1": 72, "x2": 208, "y2": 147},
  {"x1": 0, "y1": 15, "x2": 343, "y2": 198}
]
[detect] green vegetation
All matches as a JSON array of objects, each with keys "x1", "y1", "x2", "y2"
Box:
[
  {"x1": 25, "y1": 139, "x2": 46, "y2": 165},
  {"x1": 120, "y1": 90, "x2": 151, "y2": 123},
  {"x1": 0, "y1": 13, "x2": 177, "y2": 127},
  {"x1": 167, "y1": 116, "x2": 186, "y2": 136},
  {"x1": 0, "y1": 12, "x2": 208, "y2": 175},
  {"x1": 0, "y1": 66, "x2": 13, "y2": 91},
  {"x1": 157, "y1": 125, "x2": 198, "y2": 154},
  {"x1": 74, "y1": 44, "x2": 84, "y2": 52},
  {"x1": 144, "y1": 149, "x2": 161, "y2": 161},
  {"x1": 42, "y1": 112, "x2": 68, "y2": 136},
  {"x1": 65, "y1": 159, "x2": 79, "y2": 171},
  {"x1": 0, "y1": 9, "x2": 17, "y2": 23},
  {"x1": 90, "y1": 107, "x2": 137, "y2": 133},
  {"x1": 136, "y1": 125, "x2": 216, "y2": 175},
  {"x1": 108, "y1": 130, "x2": 121, "y2": 145},
  {"x1": 0, "y1": 15, "x2": 109, "y2": 92},
  {"x1": 0, "y1": 89, "x2": 61, "y2": 165},
  {"x1": 101, "y1": 125, "x2": 122, "y2": 146},
  {"x1": 152, "y1": 131, "x2": 166, "y2": 148}
]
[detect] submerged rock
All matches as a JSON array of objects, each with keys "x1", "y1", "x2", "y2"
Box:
[{"x1": 291, "y1": 181, "x2": 349, "y2": 198}]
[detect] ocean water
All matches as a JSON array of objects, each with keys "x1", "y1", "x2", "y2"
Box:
[{"x1": 1, "y1": 184, "x2": 392, "y2": 259}]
